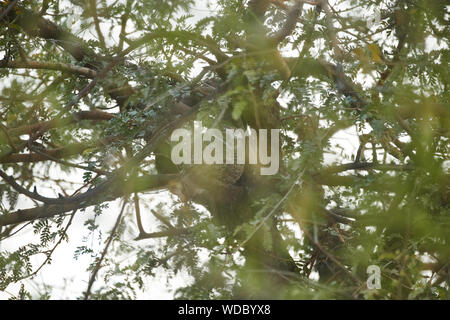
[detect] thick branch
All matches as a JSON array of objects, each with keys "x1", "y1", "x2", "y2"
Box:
[
  {"x1": 0, "y1": 174, "x2": 177, "y2": 227},
  {"x1": 0, "y1": 94, "x2": 197, "y2": 225},
  {"x1": 15, "y1": 9, "x2": 102, "y2": 66}
]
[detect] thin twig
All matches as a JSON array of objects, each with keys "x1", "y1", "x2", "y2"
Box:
[
  {"x1": 133, "y1": 193, "x2": 147, "y2": 236},
  {"x1": 237, "y1": 170, "x2": 305, "y2": 250},
  {"x1": 84, "y1": 200, "x2": 127, "y2": 300},
  {"x1": 89, "y1": 0, "x2": 106, "y2": 48}
]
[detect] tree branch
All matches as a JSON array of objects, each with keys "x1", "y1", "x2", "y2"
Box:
[
  {"x1": 84, "y1": 201, "x2": 127, "y2": 299},
  {"x1": 5, "y1": 110, "x2": 114, "y2": 138},
  {"x1": 15, "y1": 8, "x2": 102, "y2": 66},
  {"x1": 89, "y1": 0, "x2": 106, "y2": 49},
  {"x1": 0, "y1": 142, "x2": 91, "y2": 164},
  {"x1": 0, "y1": 0, "x2": 19, "y2": 21},
  {"x1": 134, "y1": 227, "x2": 192, "y2": 240},
  {"x1": 322, "y1": 162, "x2": 412, "y2": 175},
  {"x1": 0, "y1": 174, "x2": 177, "y2": 227},
  {"x1": 0, "y1": 60, "x2": 97, "y2": 78},
  {"x1": 269, "y1": 1, "x2": 304, "y2": 45}
]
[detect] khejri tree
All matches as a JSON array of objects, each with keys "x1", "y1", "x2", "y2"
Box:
[{"x1": 0, "y1": 0, "x2": 448, "y2": 299}]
